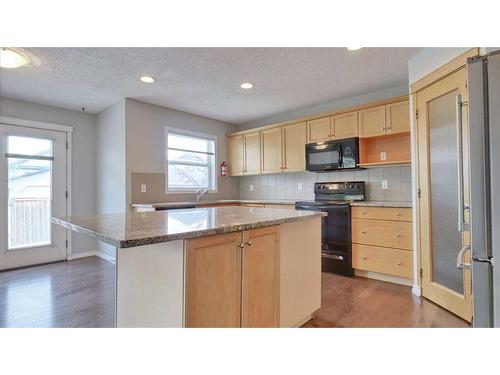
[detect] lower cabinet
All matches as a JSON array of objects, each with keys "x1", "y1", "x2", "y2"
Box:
[
  {"x1": 185, "y1": 226, "x2": 280, "y2": 327},
  {"x1": 351, "y1": 207, "x2": 413, "y2": 281}
]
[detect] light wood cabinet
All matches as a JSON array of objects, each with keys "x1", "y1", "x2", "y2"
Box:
[
  {"x1": 227, "y1": 135, "x2": 245, "y2": 176},
  {"x1": 352, "y1": 218, "x2": 412, "y2": 250},
  {"x1": 386, "y1": 100, "x2": 410, "y2": 134},
  {"x1": 307, "y1": 117, "x2": 331, "y2": 142},
  {"x1": 227, "y1": 133, "x2": 261, "y2": 176},
  {"x1": 352, "y1": 244, "x2": 413, "y2": 279},
  {"x1": 185, "y1": 226, "x2": 280, "y2": 328},
  {"x1": 261, "y1": 127, "x2": 283, "y2": 174},
  {"x1": 244, "y1": 132, "x2": 261, "y2": 175},
  {"x1": 283, "y1": 122, "x2": 307, "y2": 172},
  {"x1": 352, "y1": 206, "x2": 412, "y2": 222},
  {"x1": 351, "y1": 207, "x2": 413, "y2": 281},
  {"x1": 332, "y1": 111, "x2": 358, "y2": 139},
  {"x1": 358, "y1": 105, "x2": 387, "y2": 137},
  {"x1": 185, "y1": 232, "x2": 243, "y2": 327},
  {"x1": 241, "y1": 226, "x2": 280, "y2": 327}
]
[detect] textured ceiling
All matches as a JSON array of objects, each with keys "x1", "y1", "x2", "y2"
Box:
[{"x1": 0, "y1": 48, "x2": 421, "y2": 125}]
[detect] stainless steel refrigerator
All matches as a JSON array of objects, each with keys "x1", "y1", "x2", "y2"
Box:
[{"x1": 467, "y1": 51, "x2": 500, "y2": 327}]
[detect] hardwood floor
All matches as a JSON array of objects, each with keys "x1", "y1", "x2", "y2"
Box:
[
  {"x1": 0, "y1": 257, "x2": 469, "y2": 328},
  {"x1": 303, "y1": 272, "x2": 470, "y2": 328},
  {"x1": 0, "y1": 257, "x2": 115, "y2": 328}
]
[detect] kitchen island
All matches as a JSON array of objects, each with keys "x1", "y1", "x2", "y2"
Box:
[{"x1": 52, "y1": 206, "x2": 324, "y2": 328}]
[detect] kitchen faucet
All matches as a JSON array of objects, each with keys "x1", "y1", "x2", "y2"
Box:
[{"x1": 195, "y1": 189, "x2": 208, "y2": 202}]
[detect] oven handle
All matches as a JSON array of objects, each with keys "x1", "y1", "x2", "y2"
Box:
[{"x1": 322, "y1": 253, "x2": 344, "y2": 261}]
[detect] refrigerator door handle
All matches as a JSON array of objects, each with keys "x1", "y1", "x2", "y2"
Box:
[
  {"x1": 472, "y1": 255, "x2": 494, "y2": 265},
  {"x1": 456, "y1": 94, "x2": 465, "y2": 233},
  {"x1": 457, "y1": 244, "x2": 472, "y2": 270}
]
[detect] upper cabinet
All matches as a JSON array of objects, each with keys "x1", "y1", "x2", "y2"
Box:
[
  {"x1": 359, "y1": 101, "x2": 410, "y2": 138},
  {"x1": 283, "y1": 122, "x2": 307, "y2": 172},
  {"x1": 307, "y1": 117, "x2": 331, "y2": 143},
  {"x1": 332, "y1": 111, "x2": 358, "y2": 139},
  {"x1": 386, "y1": 100, "x2": 410, "y2": 134},
  {"x1": 227, "y1": 97, "x2": 410, "y2": 176},
  {"x1": 358, "y1": 105, "x2": 387, "y2": 137},
  {"x1": 261, "y1": 127, "x2": 283, "y2": 174},
  {"x1": 228, "y1": 135, "x2": 245, "y2": 176},
  {"x1": 227, "y1": 132, "x2": 261, "y2": 176},
  {"x1": 244, "y1": 132, "x2": 261, "y2": 175}
]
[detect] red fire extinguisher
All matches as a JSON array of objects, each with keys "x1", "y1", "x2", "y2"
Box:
[{"x1": 220, "y1": 161, "x2": 228, "y2": 177}]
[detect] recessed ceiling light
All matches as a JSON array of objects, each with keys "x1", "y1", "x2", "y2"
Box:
[
  {"x1": 347, "y1": 47, "x2": 362, "y2": 51},
  {"x1": 140, "y1": 76, "x2": 155, "y2": 83},
  {"x1": 240, "y1": 82, "x2": 254, "y2": 89},
  {"x1": 0, "y1": 48, "x2": 29, "y2": 68}
]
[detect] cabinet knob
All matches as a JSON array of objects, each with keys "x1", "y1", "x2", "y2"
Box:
[
  {"x1": 396, "y1": 212, "x2": 401, "y2": 217},
  {"x1": 362, "y1": 256, "x2": 368, "y2": 260},
  {"x1": 361, "y1": 230, "x2": 367, "y2": 234},
  {"x1": 395, "y1": 234, "x2": 401, "y2": 238},
  {"x1": 397, "y1": 261, "x2": 402, "y2": 266},
  {"x1": 361, "y1": 211, "x2": 367, "y2": 215},
  {"x1": 245, "y1": 240, "x2": 252, "y2": 246}
]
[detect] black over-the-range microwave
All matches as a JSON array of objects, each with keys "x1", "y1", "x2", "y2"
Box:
[{"x1": 305, "y1": 137, "x2": 360, "y2": 172}]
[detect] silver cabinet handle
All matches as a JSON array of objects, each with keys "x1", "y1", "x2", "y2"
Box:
[
  {"x1": 245, "y1": 240, "x2": 252, "y2": 246},
  {"x1": 456, "y1": 94, "x2": 465, "y2": 232},
  {"x1": 456, "y1": 245, "x2": 471, "y2": 270}
]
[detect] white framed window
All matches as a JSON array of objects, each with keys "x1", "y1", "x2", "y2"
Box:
[{"x1": 165, "y1": 127, "x2": 217, "y2": 193}]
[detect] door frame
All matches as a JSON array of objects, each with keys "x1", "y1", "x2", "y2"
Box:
[
  {"x1": 409, "y1": 48, "x2": 479, "y2": 297},
  {"x1": 0, "y1": 115, "x2": 73, "y2": 262}
]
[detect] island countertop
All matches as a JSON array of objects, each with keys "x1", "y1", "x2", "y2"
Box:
[{"x1": 51, "y1": 206, "x2": 326, "y2": 249}]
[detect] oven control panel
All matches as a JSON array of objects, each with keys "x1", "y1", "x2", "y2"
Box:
[{"x1": 314, "y1": 181, "x2": 365, "y2": 201}]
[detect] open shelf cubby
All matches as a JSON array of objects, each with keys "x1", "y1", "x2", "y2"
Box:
[{"x1": 358, "y1": 132, "x2": 411, "y2": 168}]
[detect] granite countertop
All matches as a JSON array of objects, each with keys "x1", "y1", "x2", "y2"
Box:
[
  {"x1": 51, "y1": 206, "x2": 325, "y2": 249},
  {"x1": 131, "y1": 199, "x2": 296, "y2": 208},
  {"x1": 350, "y1": 201, "x2": 413, "y2": 208}
]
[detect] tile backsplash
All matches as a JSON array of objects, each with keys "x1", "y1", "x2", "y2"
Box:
[{"x1": 239, "y1": 165, "x2": 412, "y2": 202}]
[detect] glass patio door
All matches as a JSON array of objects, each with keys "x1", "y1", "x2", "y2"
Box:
[
  {"x1": 416, "y1": 67, "x2": 472, "y2": 321},
  {"x1": 0, "y1": 124, "x2": 67, "y2": 270}
]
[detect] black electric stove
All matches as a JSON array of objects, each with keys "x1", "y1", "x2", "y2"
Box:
[{"x1": 295, "y1": 181, "x2": 365, "y2": 276}]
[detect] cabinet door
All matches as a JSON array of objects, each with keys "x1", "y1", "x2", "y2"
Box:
[
  {"x1": 307, "y1": 117, "x2": 331, "y2": 143},
  {"x1": 386, "y1": 101, "x2": 410, "y2": 134},
  {"x1": 185, "y1": 232, "x2": 242, "y2": 327},
  {"x1": 261, "y1": 127, "x2": 283, "y2": 174},
  {"x1": 331, "y1": 111, "x2": 358, "y2": 139},
  {"x1": 242, "y1": 226, "x2": 280, "y2": 327},
  {"x1": 227, "y1": 135, "x2": 245, "y2": 176},
  {"x1": 358, "y1": 105, "x2": 386, "y2": 137},
  {"x1": 244, "y1": 132, "x2": 261, "y2": 175},
  {"x1": 283, "y1": 122, "x2": 306, "y2": 172}
]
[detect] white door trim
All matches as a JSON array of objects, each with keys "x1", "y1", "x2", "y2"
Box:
[{"x1": 0, "y1": 116, "x2": 73, "y2": 260}]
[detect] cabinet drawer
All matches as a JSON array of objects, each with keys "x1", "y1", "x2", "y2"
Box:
[
  {"x1": 352, "y1": 218, "x2": 412, "y2": 250},
  {"x1": 352, "y1": 244, "x2": 413, "y2": 278},
  {"x1": 351, "y1": 207, "x2": 412, "y2": 222}
]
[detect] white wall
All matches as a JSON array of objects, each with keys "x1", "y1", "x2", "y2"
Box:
[
  {"x1": 408, "y1": 47, "x2": 473, "y2": 84},
  {"x1": 124, "y1": 98, "x2": 239, "y2": 206},
  {"x1": 96, "y1": 100, "x2": 127, "y2": 259},
  {"x1": 238, "y1": 85, "x2": 409, "y2": 130},
  {"x1": 0, "y1": 96, "x2": 98, "y2": 255}
]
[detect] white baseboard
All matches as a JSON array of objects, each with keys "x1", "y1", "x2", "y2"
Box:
[
  {"x1": 68, "y1": 250, "x2": 115, "y2": 264},
  {"x1": 412, "y1": 285, "x2": 422, "y2": 297}
]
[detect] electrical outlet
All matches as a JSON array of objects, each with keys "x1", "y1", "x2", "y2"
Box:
[
  {"x1": 249, "y1": 184, "x2": 254, "y2": 191},
  {"x1": 380, "y1": 151, "x2": 387, "y2": 161},
  {"x1": 382, "y1": 180, "x2": 388, "y2": 190},
  {"x1": 140, "y1": 184, "x2": 147, "y2": 193},
  {"x1": 297, "y1": 182, "x2": 303, "y2": 191}
]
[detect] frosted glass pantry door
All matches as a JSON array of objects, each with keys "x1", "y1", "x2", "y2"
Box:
[{"x1": 416, "y1": 67, "x2": 472, "y2": 322}]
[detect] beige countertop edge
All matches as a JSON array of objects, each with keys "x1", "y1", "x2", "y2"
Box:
[
  {"x1": 132, "y1": 200, "x2": 413, "y2": 208},
  {"x1": 51, "y1": 212, "x2": 325, "y2": 249},
  {"x1": 131, "y1": 200, "x2": 297, "y2": 208}
]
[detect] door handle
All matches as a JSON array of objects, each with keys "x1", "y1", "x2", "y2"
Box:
[
  {"x1": 456, "y1": 245, "x2": 471, "y2": 270},
  {"x1": 456, "y1": 94, "x2": 465, "y2": 232}
]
